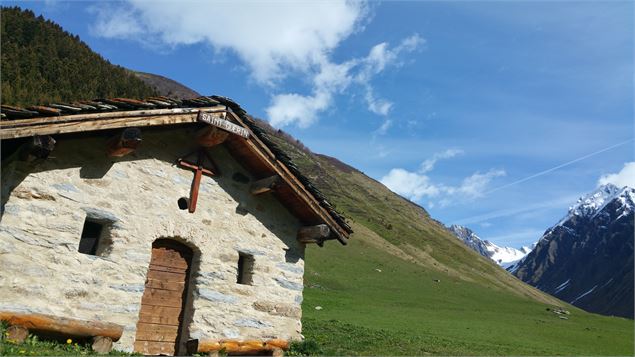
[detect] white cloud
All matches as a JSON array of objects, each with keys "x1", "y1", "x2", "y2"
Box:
[
  {"x1": 267, "y1": 34, "x2": 423, "y2": 127},
  {"x1": 380, "y1": 168, "x2": 442, "y2": 201},
  {"x1": 266, "y1": 92, "x2": 330, "y2": 128},
  {"x1": 598, "y1": 162, "x2": 635, "y2": 188},
  {"x1": 92, "y1": 1, "x2": 366, "y2": 85},
  {"x1": 91, "y1": 1, "x2": 422, "y2": 128},
  {"x1": 455, "y1": 169, "x2": 507, "y2": 198},
  {"x1": 375, "y1": 119, "x2": 393, "y2": 135},
  {"x1": 380, "y1": 150, "x2": 505, "y2": 206},
  {"x1": 420, "y1": 149, "x2": 464, "y2": 173}
]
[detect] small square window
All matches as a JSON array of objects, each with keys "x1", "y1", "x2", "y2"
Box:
[
  {"x1": 237, "y1": 253, "x2": 254, "y2": 285},
  {"x1": 78, "y1": 219, "x2": 104, "y2": 255}
]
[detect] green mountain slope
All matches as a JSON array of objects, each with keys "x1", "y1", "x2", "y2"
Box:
[
  {"x1": 0, "y1": 7, "x2": 156, "y2": 106},
  {"x1": 260, "y1": 127, "x2": 634, "y2": 355}
]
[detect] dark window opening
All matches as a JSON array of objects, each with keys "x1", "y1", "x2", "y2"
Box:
[
  {"x1": 78, "y1": 219, "x2": 104, "y2": 255},
  {"x1": 237, "y1": 253, "x2": 254, "y2": 285},
  {"x1": 178, "y1": 197, "x2": 189, "y2": 210}
]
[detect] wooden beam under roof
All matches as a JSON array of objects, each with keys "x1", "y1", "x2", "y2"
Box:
[
  {"x1": 297, "y1": 224, "x2": 331, "y2": 244},
  {"x1": 250, "y1": 175, "x2": 280, "y2": 195},
  {"x1": 226, "y1": 111, "x2": 348, "y2": 244}
]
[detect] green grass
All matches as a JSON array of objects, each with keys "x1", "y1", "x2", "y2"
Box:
[{"x1": 302, "y1": 235, "x2": 634, "y2": 355}]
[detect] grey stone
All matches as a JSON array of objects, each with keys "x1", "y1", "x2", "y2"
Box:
[
  {"x1": 236, "y1": 248, "x2": 266, "y2": 256},
  {"x1": 52, "y1": 183, "x2": 79, "y2": 193},
  {"x1": 222, "y1": 329, "x2": 241, "y2": 339},
  {"x1": 82, "y1": 207, "x2": 120, "y2": 223},
  {"x1": 112, "y1": 170, "x2": 129, "y2": 179},
  {"x1": 197, "y1": 288, "x2": 238, "y2": 304},
  {"x1": 3, "y1": 204, "x2": 20, "y2": 215},
  {"x1": 110, "y1": 284, "x2": 145, "y2": 293},
  {"x1": 234, "y1": 318, "x2": 272, "y2": 329},
  {"x1": 27, "y1": 205, "x2": 54, "y2": 216},
  {"x1": 275, "y1": 277, "x2": 303, "y2": 291},
  {"x1": 276, "y1": 263, "x2": 303, "y2": 274},
  {"x1": 0, "y1": 226, "x2": 54, "y2": 248}
]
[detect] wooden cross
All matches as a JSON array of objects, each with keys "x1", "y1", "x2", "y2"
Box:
[{"x1": 177, "y1": 148, "x2": 219, "y2": 213}]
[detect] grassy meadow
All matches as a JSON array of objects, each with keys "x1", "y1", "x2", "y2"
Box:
[
  {"x1": 264, "y1": 133, "x2": 634, "y2": 356},
  {"x1": 302, "y1": 233, "x2": 634, "y2": 355}
]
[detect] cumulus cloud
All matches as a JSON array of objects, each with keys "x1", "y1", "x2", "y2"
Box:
[
  {"x1": 381, "y1": 168, "x2": 442, "y2": 201},
  {"x1": 91, "y1": 1, "x2": 423, "y2": 128},
  {"x1": 92, "y1": 1, "x2": 365, "y2": 84},
  {"x1": 598, "y1": 162, "x2": 635, "y2": 188},
  {"x1": 380, "y1": 150, "x2": 505, "y2": 206},
  {"x1": 267, "y1": 34, "x2": 423, "y2": 127}
]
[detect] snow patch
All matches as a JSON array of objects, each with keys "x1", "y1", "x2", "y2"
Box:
[
  {"x1": 570, "y1": 285, "x2": 597, "y2": 304},
  {"x1": 554, "y1": 279, "x2": 571, "y2": 294}
]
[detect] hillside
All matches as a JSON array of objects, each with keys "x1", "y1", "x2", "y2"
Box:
[
  {"x1": 514, "y1": 184, "x2": 634, "y2": 319},
  {"x1": 131, "y1": 71, "x2": 200, "y2": 99},
  {"x1": 0, "y1": 7, "x2": 156, "y2": 106}
]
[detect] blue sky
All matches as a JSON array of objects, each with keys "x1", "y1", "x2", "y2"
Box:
[{"x1": 9, "y1": 0, "x2": 634, "y2": 248}]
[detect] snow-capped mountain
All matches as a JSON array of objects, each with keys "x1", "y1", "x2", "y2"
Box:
[
  {"x1": 447, "y1": 225, "x2": 532, "y2": 269},
  {"x1": 513, "y1": 183, "x2": 634, "y2": 318}
]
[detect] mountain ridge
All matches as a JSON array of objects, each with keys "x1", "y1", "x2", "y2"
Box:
[
  {"x1": 514, "y1": 183, "x2": 634, "y2": 318},
  {"x1": 447, "y1": 224, "x2": 532, "y2": 269}
]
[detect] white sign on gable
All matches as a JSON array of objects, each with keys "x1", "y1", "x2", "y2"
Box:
[{"x1": 197, "y1": 111, "x2": 250, "y2": 138}]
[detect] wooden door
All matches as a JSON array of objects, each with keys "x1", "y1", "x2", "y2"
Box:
[{"x1": 134, "y1": 239, "x2": 193, "y2": 355}]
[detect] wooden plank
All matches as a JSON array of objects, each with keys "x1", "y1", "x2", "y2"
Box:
[
  {"x1": 197, "y1": 111, "x2": 249, "y2": 138},
  {"x1": 297, "y1": 224, "x2": 331, "y2": 243},
  {"x1": 250, "y1": 175, "x2": 280, "y2": 195},
  {"x1": 134, "y1": 323, "x2": 179, "y2": 342},
  {"x1": 146, "y1": 269, "x2": 186, "y2": 283},
  {"x1": 134, "y1": 341, "x2": 176, "y2": 355},
  {"x1": 141, "y1": 289, "x2": 184, "y2": 308},
  {"x1": 148, "y1": 264, "x2": 187, "y2": 274},
  {"x1": 0, "y1": 106, "x2": 226, "y2": 128},
  {"x1": 150, "y1": 255, "x2": 189, "y2": 269},
  {"x1": 145, "y1": 279, "x2": 185, "y2": 292},
  {"x1": 0, "y1": 311, "x2": 123, "y2": 341},
  {"x1": 0, "y1": 111, "x2": 225, "y2": 139},
  {"x1": 138, "y1": 307, "x2": 182, "y2": 326}
]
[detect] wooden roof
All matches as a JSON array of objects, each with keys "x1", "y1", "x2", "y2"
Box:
[{"x1": 0, "y1": 96, "x2": 352, "y2": 244}]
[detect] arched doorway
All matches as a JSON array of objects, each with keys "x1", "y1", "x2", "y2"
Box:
[{"x1": 134, "y1": 239, "x2": 193, "y2": 355}]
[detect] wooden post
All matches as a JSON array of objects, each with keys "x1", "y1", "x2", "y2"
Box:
[
  {"x1": 250, "y1": 175, "x2": 280, "y2": 195},
  {"x1": 297, "y1": 224, "x2": 330, "y2": 244},
  {"x1": 177, "y1": 149, "x2": 218, "y2": 213},
  {"x1": 106, "y1": 127, "x2": 142, "y2": 157},
  {"x1": 196, "y1": 126, "x2": 229, "y2": 147},
  {"x1": 5, "y1": 325, "x2": 29, "y2": 343},
  {"x1": 18, "y1": 135, "x2": 55, "y2": 161},
  {"x1": 91, "y1": 336, "x2": 113, "y2": 354}
]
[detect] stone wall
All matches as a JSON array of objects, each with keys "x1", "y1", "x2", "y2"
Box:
[{"x1": 0, "y1": 128, "x2": 305, "y2": 352}]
